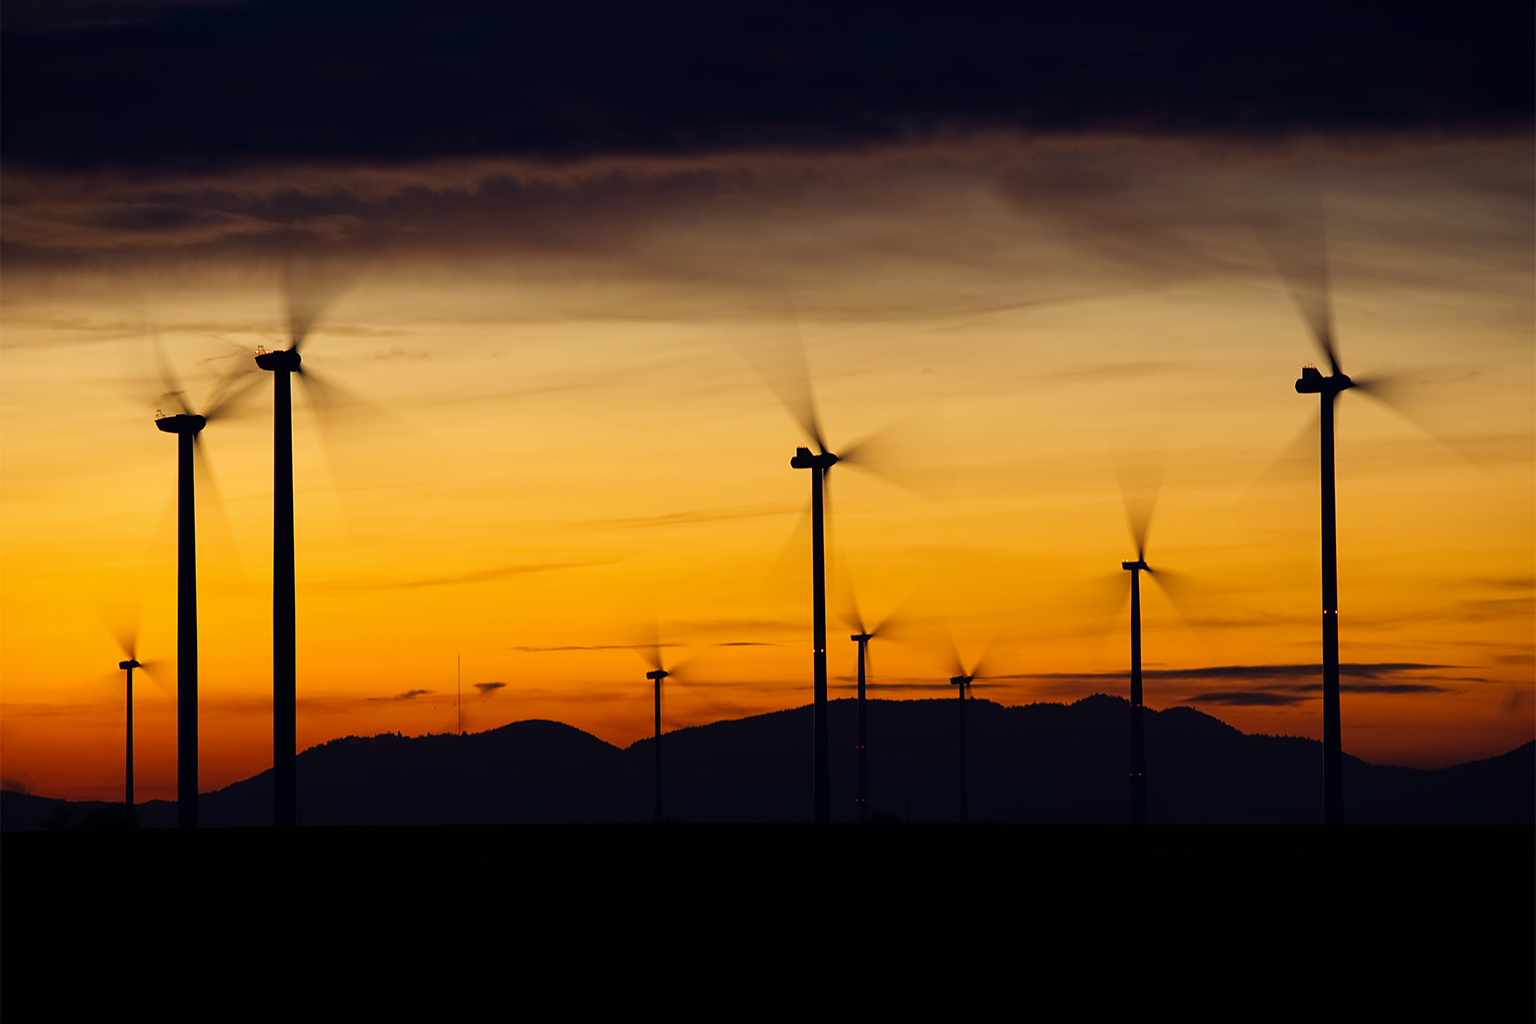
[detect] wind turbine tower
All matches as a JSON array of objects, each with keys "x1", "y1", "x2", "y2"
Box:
[
  {"x1": 1121, "y1": 556, "x2": 1148, "y2": 824},
  {"x1": 851, "y1": 631, "x2": 872, "y2": 821},
  {"x1": 647, "y1": 667, "x2": 668, "y2": 823},
  {"x1": 950, "y1": 672, "x2": 973, "y2": 823},
  {"x1": 1296, "y1": 363, "x2": 1350, "y2": 824},
  {"x1": 791, "y1": 445, "x2": 837, "y2": 824},
  {"x1": 156, "y1": 411, "x2": 206, "y2": 828},
  {"x1": 255, "y1": 346, "x2": 300, "y2": 826},
  {"x1": 118, "y1": 657, "x2": 141, "y2": 814}
]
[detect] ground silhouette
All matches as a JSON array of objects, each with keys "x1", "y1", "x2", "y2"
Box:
[{"x1": 5, "y1": 695, "x2": 1531, "y2": 828}]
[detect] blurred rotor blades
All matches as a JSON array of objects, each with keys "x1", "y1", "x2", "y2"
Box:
[
  {"x1": 200, "y1": 348, "x2": 267, "y2": 423},
  {"x1": 836, "y1": 412, "x2": 949, "y2": 499},
  {"x1": 1251, "y1": 168, "x2": 1339, "y2": 374},
  {"x1": 1075, "y1": 570, "x2": 1134, "y2": 641},
  {"x1": 737, "y1": 294, "x2": 827, "y2": 453},
  {"x1": 834, "y1": 557, "x2": 865, "y2": 636},
  {"x1": 1350, "y1": 369, "x2": 1507, "y2": 465},
  {"x1": 282, "y1": 247, "x2": 359, "y2": 353},
  {"x1": 766, "y1": 498, "x2": 813, "y2": 603},
  {"x1": 1253, "y1": 411, "x2": 1322, "y2": 490},
  {"x1": 1114, "y1": 452, "x2": 1166, "y2": 560},
  {"x1": 108, "y1": 613, "x2": 141, "y2": 664},
  {"x1": 150, "y1": 333, "x2": 193, "y2": 416},
  {"x1": 191, "y1": 434, "x2": 246, "y2": 581},
  {"x1": 1143, "y1": 565, "x2": 1206, "y2": 631}
]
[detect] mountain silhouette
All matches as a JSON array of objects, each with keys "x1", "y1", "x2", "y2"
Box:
[{"x1": 5, "y1": 696, "x2": 1531, "y2": 828}]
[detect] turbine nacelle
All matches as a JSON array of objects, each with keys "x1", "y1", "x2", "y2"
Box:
[
  {"x1": 119, "y1": 659, "x2": 140, "y2": 670},
  {"x1": 1295, "y1": 365, "x2": 1353, "y2": 395},
  {"x1": 646, "y1": 669, "x2": 669, "y2": 682},
  {"x1": 155, "y1": 413, "x2": 207, "y2": 435},
  {"x1": 950, "y1": 674, "x2": 973, "y2": 688},
  {"x1": 1122, "y1": 559, "x2": 1148, "y2": 572},
  {"x1": 256, "y1": 348, "x2": 302, "y2": 373},
  {"x1": 790, "y1": 446, "x2": 838, "y2": 470},
  {"x1": 850, "y1": 632, "x2": 873, "y2": 643}
]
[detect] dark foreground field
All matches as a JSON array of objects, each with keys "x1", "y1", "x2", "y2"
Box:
[
  {"x1": 6, "y1": 824, "x2": 1530, "y2": 1015},
  {"x1": 6, "y1": 820, "x2": 1531, "y2": 866}
]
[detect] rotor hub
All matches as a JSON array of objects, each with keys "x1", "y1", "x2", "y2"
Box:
[
  {"x1": 790, "y1": 446, "x2": 838, "y2": 470},
  {"x1": 1295, "y1": 365, "x2": 1353, "y2": 395},
  {"x1": 155, "y1": 413, "x2": 206, "y2": 434},
  {"x1": 256, "y1": 348, "x2": 302, "y2": 372}
]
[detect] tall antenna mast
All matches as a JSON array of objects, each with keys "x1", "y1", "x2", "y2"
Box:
[{"x1": 457, "y1": 651, "x2": 462, "y2": 736}]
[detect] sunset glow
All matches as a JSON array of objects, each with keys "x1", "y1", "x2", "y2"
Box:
[{"x1": 2, "y1": 8, "x2": 1530, "y2": 804}]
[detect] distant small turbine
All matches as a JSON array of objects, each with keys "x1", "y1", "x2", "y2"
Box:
[
  {"x1": 949, "y1": 671, "x2": 974, "y2": 824},
  {"x1": 109, "y1": 619, "x2": 162, "y2": 823},
  {"x1": 117, "y1": 656, "x2": 140, "y2": 813},
  {"x1": 646, "y1": 667, "x2": 669, "y2": 824},
  {"x1": 844, "y1": 594, "x2": 899, "y2": 823},
  {"x1": 638, "y1": 638, "x2": 690, "y2": 824},
  {"x1": 850, "y1": 632, "x2": 873, "y2": 821},
  {"x1": 1116, "y1": 455, "x2": 1170, "y2": 827}
]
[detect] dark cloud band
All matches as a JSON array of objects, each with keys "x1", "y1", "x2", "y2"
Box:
[{"x1": 4, "y1": 2, "x2": 1529, "y2": 172}]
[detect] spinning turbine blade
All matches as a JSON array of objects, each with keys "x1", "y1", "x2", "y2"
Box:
[
  {"x1": 1253, "y1": 170, "x2": 1339, "y2": 374},
  {"x1": 109, "y1": 617, "x2": 140, "y2": 665},
  {"x1": 835, "y1": 413, "x2": 948, "y2": 498},
  {"x1": 739, "y1": 295, "x2": 827, "y2": 452},
  {"x1": 201, "y1": 353, "x2": 266, "y2": 423},
  {"x1": 1255, "y1": 412, "x2": 1322, "y2": 489},
  {"x1": 281, "y1": 248, "x2": 357, "y2": 353},
  {"x1": 1115, "y1": 452, "x2": 1165, "y2": 561},
  {"x1": 151, "y1": 334, "x2": 193, "y2": 417},
  {"x1": 191, "y1": 434, "x2": 245, "y2": 581}
]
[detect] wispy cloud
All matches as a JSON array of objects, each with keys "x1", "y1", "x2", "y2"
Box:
[
  {"x1": 1016, "y1": 662, "x2": 1460, "y2": 706},
  {"x1": 585, "y1": 503, "x2": 796, "y2": 530},
  {"x1": 473, "y1": 682, "x2": 506, "y2": 696},
  {"x1": 508, "y1": 644, "x2": 638, "y2": 653},
  {"x1": 1187, "y1": 691, "x2": 1308, "y2": 707},
  {"x1": 1011, "y1": 662, "x2": 1449, "y2": 682},
  {"x1": 315, "y1": 559, "x2": 623, "y2": 591},
  {"x1": 389, "y1": 689, "x2": 431, "y2": 701},
  {"x1": 1054, "y1": 361, "x2": 1177, "y2": 381}
]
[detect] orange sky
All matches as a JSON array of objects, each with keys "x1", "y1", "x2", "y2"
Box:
[{"x1": 2, "y1": 133, "x2": 1531, "y2": 801}]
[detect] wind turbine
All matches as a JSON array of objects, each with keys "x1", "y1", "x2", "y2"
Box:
[
  {"x1": 943, "y1": 647, "x2": 993, "y2": 825},
  {"x1": 949, "y1": 668, "x2": 975, "y2": 825},
  {"x1": 253, "y1": 257, "x2": 363, "y2": 827},
  {"x1": 790, "y1": 425, "x2": 908, "y2": 823},
  {"x1": 1116, "y1": 456, "x2": 1169, "y2": 826},
  {"x1": 1261, "y1": 188, "x2": 1397, "y2": 825},
  {"x1": 844, "y1": 591, "x2": 899, "y2": 823},
  {"x1": 638, "y1": 641, "x2": 676, "y2": 825},
  {"x1": 635, "y1": 634, "x2": 703, "y2": 824},
  {"x1": 150, "y1": 343, "x2": 257, "y2": 828},
  {"x1": 749, "y1": 322, "x2": 909, "y2": 824},
  {"x1": 118, "y1": 655, "x2": 138, "y2": 814},
  {"x1": 850, "y1": 630, "x2": 873, "y2": 822},
  {"x1": 108, "y1": 624, "x2": 166, "y2": 821}
]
